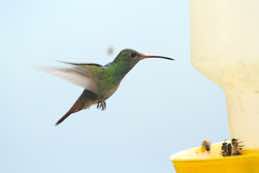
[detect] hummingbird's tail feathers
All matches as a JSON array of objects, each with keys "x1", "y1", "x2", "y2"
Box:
[
  {"x1": 43, "y1": 66, "x2": 97, "y2": 92},
  {"x1": 55, "y1": 100, "x2": 84, "y2": 126},
  {"x1": 55, "y1": 109, "x2": 76, "y2": 126},
  {"x1": 55, "y1": 89, "x2": 99, "y2": 126}
]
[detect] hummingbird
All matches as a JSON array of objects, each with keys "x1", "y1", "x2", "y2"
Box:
[{"x1": 47, "y1": 49, "x2": 174, "y2": 125}]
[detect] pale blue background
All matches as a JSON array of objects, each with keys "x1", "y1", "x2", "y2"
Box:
[{"x1": 2, "y1": 0, "x2": 228, "y2": 173}]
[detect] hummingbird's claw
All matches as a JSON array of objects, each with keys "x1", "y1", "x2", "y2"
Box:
[{"x1": 97, "y1": 100, "x2": 106, "y2": 110}]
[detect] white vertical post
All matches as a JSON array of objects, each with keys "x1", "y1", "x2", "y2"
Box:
[{"x1": 190, "y1": 0, "x2": 259, "y2": 148}]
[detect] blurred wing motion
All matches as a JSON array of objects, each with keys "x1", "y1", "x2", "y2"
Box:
[
  {"x1": 43, "y1": 61, "x2": 103, "y2": 92},
  {"x1": 55, "y1": 89, "x2": 98, "y2": 125},
  {"x1": 41, "y1": 61, "x2": 104, "y2": 125}
]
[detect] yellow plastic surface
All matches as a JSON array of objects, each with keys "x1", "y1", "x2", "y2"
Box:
[{"x1": 170, "y1": 143, "x2": 259, "y2": 173}]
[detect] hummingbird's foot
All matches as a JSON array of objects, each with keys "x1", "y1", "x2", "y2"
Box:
[{"x1": 97, "y1": 100, "x2": 106, "y2": 111}]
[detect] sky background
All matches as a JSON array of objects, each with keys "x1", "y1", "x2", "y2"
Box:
[{"x1": 2, "y1": 0, "x2": 228, "y2": 173}]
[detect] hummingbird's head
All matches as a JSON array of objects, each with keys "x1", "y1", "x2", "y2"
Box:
[
  {"x1": 110, "y1": 49, "x2": 174, "y2": 81},
  {"x1": 115, "y1": 49, "x2": 174, "y2": 63}
]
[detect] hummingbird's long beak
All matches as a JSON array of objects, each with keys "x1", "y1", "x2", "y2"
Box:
[{"x1": 140, "y1": 53, "x2": 174, "y2": 61}]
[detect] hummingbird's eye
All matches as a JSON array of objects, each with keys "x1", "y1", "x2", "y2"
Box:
[{"x1": 130, "y1": 52, "x2": 137, "y2": 58}]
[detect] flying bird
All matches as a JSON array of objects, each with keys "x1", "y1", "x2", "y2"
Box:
[{"x1": 46, "y1": 49, "x2": 174, "y2": 125}]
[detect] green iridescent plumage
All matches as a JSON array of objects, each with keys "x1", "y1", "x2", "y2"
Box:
[{"x1": 47, "y1": 49, "x2": 174, "y2": 125}]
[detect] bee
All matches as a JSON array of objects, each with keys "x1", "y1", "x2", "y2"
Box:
[
  {"x1": 106, "y1": 46, "x2": 114, "y2": 56},
  {"x1": 201, "y1": 140, "x2": 211, "y2": 152},
  {"x1": 221, "y1": 141, "x2": 230, "y2": 156},
  {"x1": 231, "y1": 138, "x2": 244, "y2": 156},
  {"x1": 221, "y1": 138, "x2": 244, "y2": 157}
]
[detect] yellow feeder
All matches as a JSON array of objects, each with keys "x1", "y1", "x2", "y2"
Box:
[
  {"x1": 171, "y1": 0, "x2": 259, "y2": 172},
  {"x1": 171, "y1": 144, "x2": 259, "y2": 173}
]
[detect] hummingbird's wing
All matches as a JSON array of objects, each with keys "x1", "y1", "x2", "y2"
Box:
[
  {"x1": 44, "y1": 61, "x2": 103, "y2": 93},
  {"x1": 57, "y1": 61, "x2": 102, "y2": 67},
  {"x1": 56, "y1": 89, "x2": 98, "y2": 125}
]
